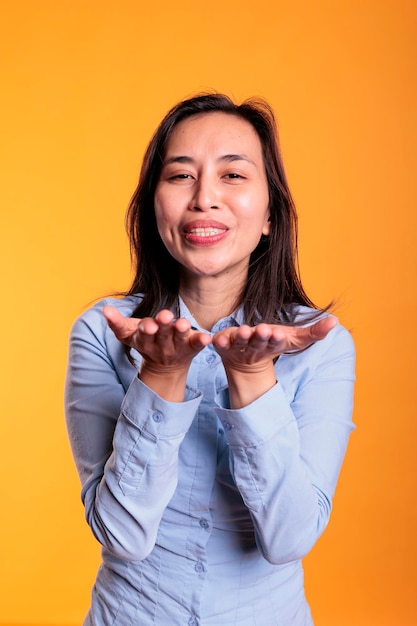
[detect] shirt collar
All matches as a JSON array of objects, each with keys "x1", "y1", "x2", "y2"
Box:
[{"x1": 178, "y1": 296, "x2": 243, "y2": 333}]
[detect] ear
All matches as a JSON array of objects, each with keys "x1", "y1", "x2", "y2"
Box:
[{"x1": 262, "y1": 213, "x2": 271, "y2": 236}]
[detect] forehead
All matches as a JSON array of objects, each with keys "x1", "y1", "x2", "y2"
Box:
[{"x1": 165, "y1": 112, "x2": 263, "y2": 157}]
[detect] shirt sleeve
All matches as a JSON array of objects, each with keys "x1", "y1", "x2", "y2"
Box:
[
  {"x1": 214, "y1": 323, "x2": 355, "y2": 565},
  {"x1": 64, "y1": 302, "x2": 202, "y2": 561}
]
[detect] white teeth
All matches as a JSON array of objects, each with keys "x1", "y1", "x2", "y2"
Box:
[{"x1": 188, "y1": 228, "x2": 224, "y2": 236}]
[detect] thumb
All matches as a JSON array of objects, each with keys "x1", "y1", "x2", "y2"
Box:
[
  {"x1": 102, "y1": 305, "x2": 140, "y2": 341},
  {"x1": 309, "y1": 316, "x2": 338, "y2": 340},
  {"x1": 102, "y1": 305, "x2": 124, "y2": 328}
]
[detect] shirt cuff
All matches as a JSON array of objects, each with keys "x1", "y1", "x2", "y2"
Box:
[
  {"x1": 214, "y1": 382, "x2": 296, "y2": 447},
  {"x1": 120, "y1": 376, "x2": 203, "y2": 440}
]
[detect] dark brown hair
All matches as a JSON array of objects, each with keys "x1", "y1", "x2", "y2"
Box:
[{"x1": 125, "y1": 93, "x2": 320, "y2": 324}]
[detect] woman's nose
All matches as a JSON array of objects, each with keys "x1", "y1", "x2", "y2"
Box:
[{"x1": 190, "y1": 177, "x2": 219, "y2": 211}]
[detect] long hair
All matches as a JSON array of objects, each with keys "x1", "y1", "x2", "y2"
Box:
[{"x1": 125, "y1": 93, "x2": 321, "y2": 324}]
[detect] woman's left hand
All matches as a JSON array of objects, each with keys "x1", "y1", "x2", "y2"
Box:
[
  {"x1": 212, "y1": 316, "x2": 337, "y2": 408},
  {"x1": 213, "y1": 316, "x2": 337, "y2": 367}
]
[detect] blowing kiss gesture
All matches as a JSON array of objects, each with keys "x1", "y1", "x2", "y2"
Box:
[{"x1": 103, "y1": 306, "x2": 337, "y2": 408}]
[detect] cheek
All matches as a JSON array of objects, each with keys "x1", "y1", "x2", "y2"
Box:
[
  {"x1": 154, "y1": 188, "x2": 181, "y2": 225},
  {"x1": 154, "y1": 207, "x2": 180, "y2": 255},
  {"x1": 243, "y1": 190, "x2": 270, "y2": 236},
  {"x1": 153, "y1": 211, "x2": 171, "y2": 251},
  {"x1": 154, "y1": 194, "x2": 172, "y2": 233},
  {"x1": 153, "y1": 190, "x2": 165, "y2": 219}
]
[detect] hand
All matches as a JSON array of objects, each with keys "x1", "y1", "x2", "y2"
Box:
[
  {"x1": 103, "y1": 306, "x2": 211, "y2": 401},
  {"x1": 212, "y1": 316, "x2": 337, "y2": 370},
  {"x1": 212, "y1": 316, "x2": 337, "y2": 408},
  {"x1": 103, "y1": 306, "x2": 211, "y2": 368}
]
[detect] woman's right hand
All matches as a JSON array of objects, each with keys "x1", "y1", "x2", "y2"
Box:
[{"x1": 103, "y1": 305, "x2": 211, "y2": 401}]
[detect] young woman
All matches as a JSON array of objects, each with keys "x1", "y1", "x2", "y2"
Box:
[{"x1": 65, "y1": 93, "x2": 355, "y2": 626}]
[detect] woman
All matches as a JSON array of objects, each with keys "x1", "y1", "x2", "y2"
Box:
[{"x1": 65, "y1": 93, "x2": 355, "y2": 626}]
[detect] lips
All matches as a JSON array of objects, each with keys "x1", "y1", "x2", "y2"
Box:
[
  {"x1": 183, "y1": 220, "x2": 228, "y2": 245},
  {"x1": 184, "y1": 220, "x2": 228, "y2": 233}
]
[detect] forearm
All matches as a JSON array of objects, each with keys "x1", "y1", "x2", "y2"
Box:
[
  {"x1": 84, "y1": 428, "x2": 181, "y2": 561},
  {"x1": 225, "y1": 402, "x2": 333, "y2": 564},
  {"x1": 225, "y1": 361, "x2": 277, "y2": 409},
  {"x1": 216, "y1": 327, "x2": 355, "y2": 564},
  {"x1": 75, "y1": 376, "x2": 202, "y2": 561}
]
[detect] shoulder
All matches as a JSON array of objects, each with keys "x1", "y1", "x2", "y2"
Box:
[
  {"x1": 69, "y1": 294, "x2": 143, "y2": 346},
  {"x1": 293, "y1": 304, "x2": 354, "y2": 353},
  {"x1": 73, "y1": 294, "x2": 142, "y2": 324},
  {"x1": 277, "y1": 305, "x2": 355, "y2": 389},
  {"x1": 67, "y1": 295, "x2": 144, "y2": 380}
]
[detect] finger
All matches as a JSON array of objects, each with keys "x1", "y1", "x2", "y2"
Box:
[
  {"x1": 213, "y1": 326, "x2": 252, "y2": 352},
  {"x1": 137, "y1": 317, "x2": 160, "y2": 336},
  {"x1": 154, "y1": 309, "x2": 176, "y2": 327},
  {"x1": 150, "y1": 314, "x2": 193, "y2": 346},
  {"x1": 173, "y1": 317, "x2": 192, "y2": 336},
  {"x1": 268, "y1": 326, "x2": 288, "y2": 347},
  {"x1": 141, "y1": 310, "x2": 175, "y2": 340},
  {"x1": 103, "y1": 305, "x2": 141, "y2": 340},
  {"x1": 230, "y1": 325, "x2": 253, "y2": 351},
  {"x1": 288, "y1": 316, "x2": 338, "y2": 352},
  {"x1": 174, "y1": 323, "x2": 213, "y2": 351},
  {"x1": 212, "y1": 333, "x2": 231, "y2": 350},
  {"x1": 247, "y1": 324, "x2": 272, "y2": 349},
  {"x1": 307, "y1": 316, "x2": 338, "y2": 340},
  {"x1": 189, "y1": 331, "x2": 212, "y2": 350},
  {"x1": 102, "y1": 305, "x2": 124, "y2": 326}
]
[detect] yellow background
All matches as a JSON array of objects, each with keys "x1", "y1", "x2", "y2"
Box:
[{"x1": 1, "y1": 1, "x2": 416, "y2": 624}]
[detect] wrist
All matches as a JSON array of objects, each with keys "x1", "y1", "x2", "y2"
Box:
[
  {"x1": 225, "y1": 363, "x2": 277, "y2": 409},
  {"x1": 139, "y1": 362, "x2": 189, "y2": 402}
]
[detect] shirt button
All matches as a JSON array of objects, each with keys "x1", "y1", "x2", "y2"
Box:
[
  {"x1": 223, "y1": 421, "x2": 233, "y2": 431},
  {"x1": 194, "y1": 561, "x2": 204, "y2": 573},
  {"x1": 188, "y1": 617, "x2": 198, "y2": 626},
  {"x1": 206, "y1": 353, "x2": 216, "y2": 364},
  {"x1": 152, "y1": 410, "x2": 163, "y2": 423},
  {"x1": 218, "y1": 321, "x2": 228, "y2": 330},
  {"x1": 199, "y1": 518, "x2": 209, "y2": 530}
]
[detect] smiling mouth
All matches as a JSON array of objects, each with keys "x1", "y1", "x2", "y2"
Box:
[
  {"x1": 183, "y1": 225, "x2": 228, "y2": 246},
  {"x1": 185, "y1": 227, "x2": 226, "y2": 237}
]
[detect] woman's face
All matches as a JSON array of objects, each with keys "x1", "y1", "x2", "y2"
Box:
[{"x1": 154, "y1": 112, "x2": 270, "y2": 285}]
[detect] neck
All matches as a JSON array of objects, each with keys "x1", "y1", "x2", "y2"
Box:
[{"x1": 179, "y1": 274, "x2": 245, "y2": 331}]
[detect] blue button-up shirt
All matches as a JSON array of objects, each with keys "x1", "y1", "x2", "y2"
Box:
[{"x1": 65, "y1": 295, "x2": 355, "y2": 626}]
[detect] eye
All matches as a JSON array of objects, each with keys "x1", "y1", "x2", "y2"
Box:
[
  {"x1": 223, "y1": 172, "x2": 246, "y2": 182},
  {"x1": 164, "y1": 172, "x2": 195, "y2": 183}
]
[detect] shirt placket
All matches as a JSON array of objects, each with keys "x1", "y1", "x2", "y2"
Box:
[{"x1": 180, "y1": 346, "x2": 224, "y2": 626}]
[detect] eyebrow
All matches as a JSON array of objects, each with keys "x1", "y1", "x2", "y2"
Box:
[{"x1": 162, "y1": 154, "x2": 256, "y2": 166}]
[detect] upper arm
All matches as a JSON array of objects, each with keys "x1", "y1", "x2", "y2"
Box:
[{"x1": 64, "y1": 303, "x2": 134, "y2": 488}]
